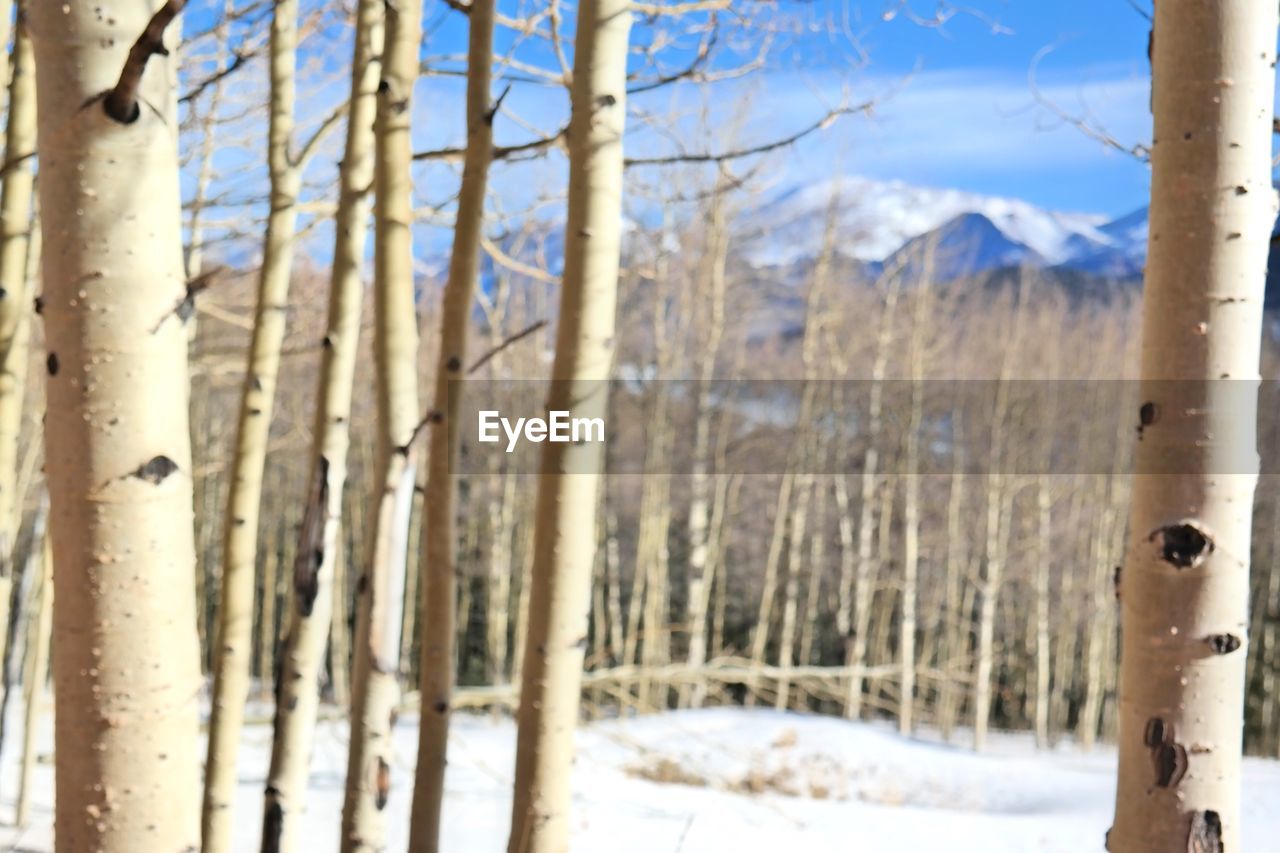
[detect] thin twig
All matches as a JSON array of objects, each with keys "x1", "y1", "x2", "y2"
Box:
[
  {"x1": 624, "y1": 101, "x2": 872, "y2": 167},
  {"x1": 414, "y1": 126, "x2": 566, "y2": 163},
  {"x1": 104, "y1": 0, "x2": 188, "y2": 123},
  {"x1": 468, "y1": 320, "x2": 548, "y2": 374},
  {"x1": 1028, "y1": 42, "x2": 1150, "y2": 162}
]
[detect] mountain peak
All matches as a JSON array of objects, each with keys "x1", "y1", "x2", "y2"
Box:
[{"x1": 741, "y1": 175, "x2": 1146, "y2": 278}]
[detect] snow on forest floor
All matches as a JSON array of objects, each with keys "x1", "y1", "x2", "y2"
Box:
[{"x1": 1, "y1": 705, "x2": 1280, "y2": 851}]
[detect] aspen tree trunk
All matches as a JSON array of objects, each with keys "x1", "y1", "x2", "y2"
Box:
[
  {"x1": 0, "y1": 13, "x2": 35, "y2": 538},
  {"x1": 629, "y1": 319, "x2": 675, "y2": 705},
  {"x1": 1079, "y1": 500, "x2": 1117, "y2": 742},
  {"x1": 4, "y1": 486, "x2": 45, "y2": 811},
  {"x1": 259, "y1": 0, "x2": 382, "y2": 848},
  {"x1": 604, "y1": 506, "x2": 623, "y2": 663},
  {"x1": 846, "y1": 264, "x2": 902, "y2": 718},
  {"x1": 512, "y1": 499, "x2": 534, "y2": 684},
  {"x1": 834, "y1": 470, "x2": 855, "y2": 636},
  {"x1": 508, "y1": 0, "x2": 631, "y2": 847},
  {"x1": 1110, "y1": 3, "x2": 1277, "y2": 845},
  {"x1": 900, "y1": 249, "x2": 934, "y2": 735},
  {"x1": 798, "y1": 477, "x2": 828, "y2": 667},
  {"x1": 0, "y1": 16, "x2": 36, "y2": 720},
  {"x1": 341, "y1": 0, "x2": 421, "y2": 844},
  {"x1": 1033, "y1": 477, "x2": 1052, "y2": 748},
  {"x1": 31, "y1": 2, "x2": 202, "y2": 848},
  {"x1": 487, "y1": 464, "x2": 515, "y2": 680},
  {"x1": 681, "y1": 178, "x2": 729, "y2": 709},
  {"x1": 775, "y1": 473, "x2": 812, "y2": 710},
  {"x1": 1031, "y1": 341, "x2": 1060, "y2": 748},
  {"x1": 203, "y1": 1, "x2": 301, "y2": 844},
  {"x1": 0, "y1": 1, "x2": 11, "y2": 95},
  {"x1": 16, "y1": 529, "x2": 49, "y2": 828},
  {"x1": 1100, "y1": 482, "x2": 1130, "y2": 745},
  {"x1": 1258, "y1": 505, "x2": 1280, "y2": 754},
  {"x1": 411, "y1": 0, "x2": 506, "y2": 779},
  {"x1": 709, "y1": 472, "x2": 740, "y2": 662},
  {"x1": 973, "y1": 283, "x2": 1029, "y2": 752},
  {"x1": 478, "y1": 278, "x2": 514, "y2": 686},
  {"x1": 622, "y1": 535, "x2": 645, "y2": 667},
  {"x1": 329, "y1": 521, "x2": 351, "y2": 708},
  {"x1": 1084, "y1": 415, "x2": 1135, "y2": 747},
  {"x1": 635, "y1": 239, "x2": 677, "y2": 710},
  {"x1": 259, "y1": 528, "x2": 279, "y2": 688},
  {"x1": 973, "y1": 476, "x2": 1009, "y2": 751},
  {"x1": 638, "y1": 466, "x2": 672, "y2": 708},
  {"x1": 772, "y1": 229, "x2": 832, "y2": 708},
  {"x1": 399, "y1": 489, "x2": 423, "y2": 678},
  {"x1": 589, "y1": 491, "x2": 609, "y2": 688},
  {"x1": 936, "y1": 422, "x2": 967, "y2": 741},
  {"x1": 1050, "y1": 482, "x2": 1086, "y2": 739},
  {"x1": 749, "y1": 472, "x2": 795, "y2": 685}
]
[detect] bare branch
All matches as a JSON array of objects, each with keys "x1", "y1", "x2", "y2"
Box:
[
  {"x1": 293, "y1": 100, "x2": 350, "y2": 168},
  {"x1": 623, "y1": 102, "x2": 871, "y2": 167},
  {"x1": 0, "y1": 152, "x2": 35, "y2": 179},
  {"x1": 468, "y1": 320, "x2": 549, "y2": 374},
  {"x1": 181, "y1": 47, "x2": 255, "y2": 105},
  {"x1": 480, "y1": 235, "x2": 560, "y2": 284},
  {"x1": 414, "y1": 126, "x2": 566, "y2": 163},
  {"x1": 1123, "y1": 0, "x2": 1153, "y2": 23},
  {"x1": 627, "y1": 23, "x2": 718, "y2": 94},
  {"x1": 630, "y1": 0, "x2": 731, "y2": 18},
  {"x1": 104, "y1": 0, "x2": 188, "y2": 123},
  {"x1": 1028, "y1": 43, "x2": 1150, "y2": 162}
]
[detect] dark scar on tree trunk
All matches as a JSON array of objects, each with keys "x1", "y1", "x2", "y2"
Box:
[
  {"x1": 293, "y1": 456, "x2": 329, "y2": 617},
  {"x1": 375, "y1": 757, "x2": 391, "y2": 810},
  {"x1": 1144, "y1": 716, "x2": 1188, "y2": 788},
  {"x1": 1188, "y1": 810, "x2": 1223, "y2": 853},
  {"x1": 261, "y1": 790, "x2": 283, "y2": 853}
]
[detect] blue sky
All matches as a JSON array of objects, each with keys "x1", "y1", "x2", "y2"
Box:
[
  {"x1": 179, "y1": 0, "x2": 1164, "y2": 267},
  {"x1": 749, "y1": 0, "x2": 1156, "y2": 216},
  {"x1": 464, "y1": 0, "x2": 1157, "y2": 217}
]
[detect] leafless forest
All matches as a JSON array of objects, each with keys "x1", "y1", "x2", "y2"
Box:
[{"x1": 0, "y1": 0, "x2": 1274, "y2": 851}]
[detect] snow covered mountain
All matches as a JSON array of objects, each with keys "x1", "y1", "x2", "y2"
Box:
[{"x1": 741, "y1": 176, "x2": 1147, "y2": 279}]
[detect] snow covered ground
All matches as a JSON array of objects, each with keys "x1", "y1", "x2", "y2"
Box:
[{"x1": 2, "y1": 705, "x2": 1280, "y2": 851}]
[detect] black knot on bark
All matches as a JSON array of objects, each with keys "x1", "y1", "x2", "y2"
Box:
[
  {"x1": 134, "y1": 455, "x2": 179, "y2": 484},
  {"x1": 1206, "y1": 633, "x2": 1242, "y2": 655},
  {"x1": 1137, "y1": 401, "x2": 1158, "y2": 438},
  {"x1": 45, "y1": 353, "x2": 58, "y2": 376},
  {"x1": 1148, "y1": 522, "x2": 1213, "y2": 569}
]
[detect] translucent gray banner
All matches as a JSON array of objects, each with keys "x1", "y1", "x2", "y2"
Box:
[{"x1": 446, "y1": 379, "x2": 1274, "y2": 475}]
